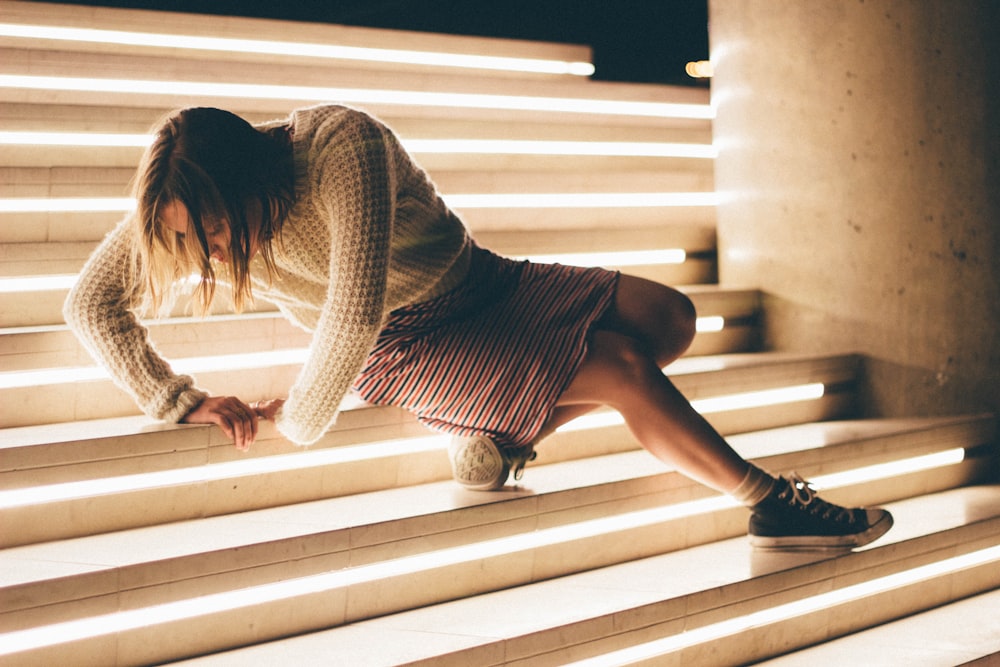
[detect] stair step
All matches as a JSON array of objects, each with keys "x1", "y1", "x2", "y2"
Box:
[
  {"x1": 3, "y1": 483, "x2": 997, "y2": 666},
  {"x1": 1, "y1": 0, "x2": 595, "y2": 82},
  {"x1": 3, "y1": 167, "x2": 713, "y2": 201},
  {"x1": 0, "y1": 101, "x2": 713, "y2": 142},
  {"x1": 755, "y1": 587, "x2": 1000, "y2": 667},
  {"x1": 1, "y1": 134, "x2": 716, "y2": 173}
]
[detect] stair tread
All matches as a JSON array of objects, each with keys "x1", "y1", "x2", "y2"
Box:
[{"x1": 113, "y1": 485, "x2": 1000, "y2": 666}]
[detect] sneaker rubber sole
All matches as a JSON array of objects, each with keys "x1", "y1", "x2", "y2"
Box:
[
  {"x1": 749, "y1": 508, "x2": 894, "y2": 552},
  {"x1": 449, "y1": 435, "x2": 509, "y2": 491}
]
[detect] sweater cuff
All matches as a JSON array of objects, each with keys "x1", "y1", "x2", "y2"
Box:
[
  {"x1": 274, "y1": 407, "x2": 325, "y2": 447},
  {"x1": 161, "y1": 386, "x2": 209, "y2": 424}
]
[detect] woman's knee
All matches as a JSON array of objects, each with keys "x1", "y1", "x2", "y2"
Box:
[
  {"x1": 560, "y1": 330, "x2": 663, "y2": 405},
  {"x1": 608, "y1": 275, "x2": 696, "y2": 365}
]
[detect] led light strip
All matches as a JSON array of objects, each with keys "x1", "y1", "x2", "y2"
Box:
[
  {"x1": 518, "y1": 249, "x2": 686, "y2": 266},
  {"x1": 0, "y1": 197, "x2": 134, "y2": 213},
  {"x1": 0, "y1": 75, "x2": 714, "y2": 119},
  {"x1": 0, "y1": 312, "x2": 731, "y2": 391},
  {"x1": 0, "y1": 132, "x2": 716, "y2": 159},
  {"x1": 0, "y1": 324, "x2": 741, "y2": 390},
  {"x1": 0, "y1": 434, "x2": 448, "y2": 509},
  {"x1": 445, "y1": 193, "x2": 718, "y2": 208},
  {"x1": 0, "y1": 448, "x2": 973, "y2": 657},
  {"x1": 557, "y1": 383, "x2": 828, "y2": 434},
  {"x1": 0, "y1": 23, "x2": 596, "y2": 76},
  {"x1": 0, "y1": 192, "x2": 715, "y2": 213},
  {"x1": 0, "y1": 131, "x2": 152, "y2": 146},
  {"x1": 0, "y1": 348, "x2": 309, "y2": 389},
  {"x1": 0, "y1": 245, "x2": 691, "y2": 294}
]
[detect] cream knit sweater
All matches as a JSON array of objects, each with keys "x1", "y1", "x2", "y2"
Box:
[{"x1": 64, "y1": 105, "x2": 473, "y2": 445}]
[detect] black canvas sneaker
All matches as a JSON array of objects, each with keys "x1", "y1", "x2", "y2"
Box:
[{"x1": 749, "y1": 473, "x2": 893, "y2": 551}]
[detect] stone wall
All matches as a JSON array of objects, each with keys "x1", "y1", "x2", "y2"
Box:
[{"x1": 709, "y1": 0, "x2": 999, "y2": 417}]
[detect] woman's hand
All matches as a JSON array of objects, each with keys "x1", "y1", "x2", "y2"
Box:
[{"x1": 181, "y1": 395, "x2": 259, "y2": 451}]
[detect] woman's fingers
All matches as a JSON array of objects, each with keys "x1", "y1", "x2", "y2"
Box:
[{"x1": 182, "y1": 395, "x2": 258, "y2": 450}]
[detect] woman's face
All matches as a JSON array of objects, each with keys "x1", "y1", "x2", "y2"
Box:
[{"x1": 162, "y1": 199, "x2": 256, "y2": 264}]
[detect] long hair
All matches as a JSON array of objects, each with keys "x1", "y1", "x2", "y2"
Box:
[{"x1": 131, "y1": 107, "x2": 295, "y2": 315}]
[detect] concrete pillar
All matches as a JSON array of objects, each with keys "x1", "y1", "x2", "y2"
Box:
[{"x1": 709, "y1": 0, "x2": 1000, "y2": 417}]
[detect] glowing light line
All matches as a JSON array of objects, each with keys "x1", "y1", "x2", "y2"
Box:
[
  {"x1": 0, "y1": 23, "x2": 596, "y2": 76},
  {"x1": 0, "y1": 75, "x2": 715, "y2": 119},
  {"x1": 0, "y1": 133, "x2": 715, "y2": 158}
]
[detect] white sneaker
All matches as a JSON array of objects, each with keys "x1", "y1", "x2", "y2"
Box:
[{"x1": 449, "y1": 434, "x2": 536, "y2": 491}]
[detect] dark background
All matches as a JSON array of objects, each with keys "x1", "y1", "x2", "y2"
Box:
[{"x1": 33, "y1": 0, "x2": 710, "y2": 86}]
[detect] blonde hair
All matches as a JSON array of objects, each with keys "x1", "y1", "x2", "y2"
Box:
[{"x1": 130, "y1": 107, "x2": 294, "y2": 315}]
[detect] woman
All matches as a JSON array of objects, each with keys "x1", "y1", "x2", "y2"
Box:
[{"x1": 64, "y1": 104, "x2": 892, "y2": 550}]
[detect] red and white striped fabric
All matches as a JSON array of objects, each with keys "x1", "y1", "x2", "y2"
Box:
[{"x1": 352, "y1": 244, "x2": 619, "y2": 448}]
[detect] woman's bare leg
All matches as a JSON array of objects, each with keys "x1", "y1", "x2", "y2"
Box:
[
  {"x1": 558, "y1": 328, "x2": 750, "y2": 493},
  {"x1": 553, "y1": 274, "x2": 751, "y2": 493},
  {"x1": 537, "y1": 274, "x2": 701, "y2": 438}
]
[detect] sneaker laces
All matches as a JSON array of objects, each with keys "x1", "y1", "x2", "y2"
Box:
[
  {"x1": 781, "y1": 473, "x2": 857, "y2": 524},
  {"x1": 507, "y1": 443, "x2": 537, "y2": 481}
]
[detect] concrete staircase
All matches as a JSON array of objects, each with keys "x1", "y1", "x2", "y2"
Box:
[{"x1": 1, "y1": 2, "x2": 998, "y2": 665}]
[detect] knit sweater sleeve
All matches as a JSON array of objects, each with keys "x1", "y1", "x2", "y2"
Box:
[
  {"x1": 62, "y1": 219, "x2": 208, "y2": 422},
  {"x1": 274, "y1": 109, "x2": 395, "y2": 445}
]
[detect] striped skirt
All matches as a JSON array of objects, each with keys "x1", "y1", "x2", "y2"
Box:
[{"x1": 352, "y1": 244, "x2": 619, "y2": 447}]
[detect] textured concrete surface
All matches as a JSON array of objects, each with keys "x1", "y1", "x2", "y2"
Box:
[{"x1": 709, "y1": 0, "x2": 1000, "y2": 418}]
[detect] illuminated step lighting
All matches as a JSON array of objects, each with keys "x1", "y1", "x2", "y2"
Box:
[
  {"x1": 0, "y1": 131, "x2": 152, "y2": 146},
  {"x1": 404, "y1": 139, "x2": 717, "y2": 158},
  {"x1": 569, "y1": 538, "x2": 995, "y2": 666},
  {"x1": 0, "y1": 132, "x2": 716, "y2": 159},
  {"x1": 0, "y1": 348, "x2": 309, "y2": 389},
  {"x1": 0, "y1": 23, "x2": 596, "y2": 76},
  {"x1": 0, "y1": 274, "x2": 77, "y2": 292},
  {"x1": 0, "y1": 197, "x2": 134, "y2": 213},
  {"x1": 558, "y1": 383, "x2": 828, "y2": 433},
  {"x1": 0, "y1": 192, "x2": 716, "y2": 213},
  {"x1": 0, "y1": 249, "x2": 697, "y2": 296},
  {"x1": 445, "y1": 192, "x2": 718, "y2": 208},
  {"x1": 696, "y1": 315, "x2": 725, "y2": 333},
  {"x1": 0, "y1": 448, "x2": 972, "y2": 658},
  {"x1": 0, "y1": 75, "x2": 715, "y2": 119},
  {"x1": 0, "y1": 312, "x2": 717, "y2": 387},
  {"x1": 692, "y1": 382, "x2": 826, "y2": 414},
  {"x1": 522, "y1": 249, "x2": 686, "y2": 266},
  {"x1": 0, "y1": 434, "x2": 448, "y2": 510}
]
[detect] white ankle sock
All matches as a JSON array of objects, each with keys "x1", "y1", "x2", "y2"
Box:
[{"x1": 731, "y1": 464, "x2": 777, "y2": 507}]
